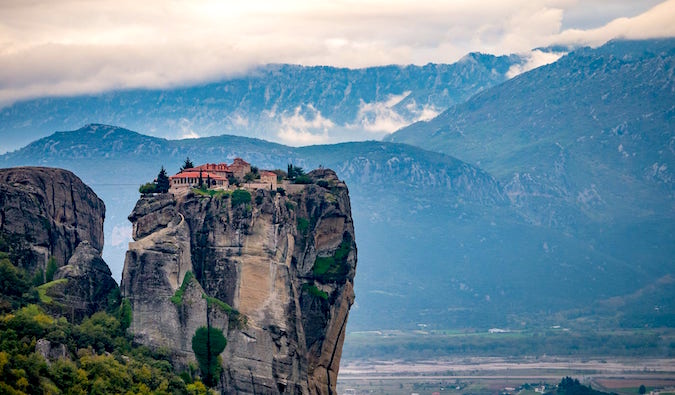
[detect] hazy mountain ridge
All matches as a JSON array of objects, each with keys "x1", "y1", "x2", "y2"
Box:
[
  {"x1": 3, "y1": 123, "x2": 672, "y2": 331},
  {"x1": 0, "y1": 55, "x2": 523, "y2": 152},
  {"x1": 387, "y1": 38, "x2": 675, "y2": 228}
]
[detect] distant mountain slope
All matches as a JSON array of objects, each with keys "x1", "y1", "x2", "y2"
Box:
[
  {"x1": 0, "y1": 55, "x2": 523, "y2": 152},
  {"x1": 3, "y1": 124, "x2": 672, "y2": 332},
  {"x1": 387, "y1": 38, "x2": 675, "y2": 227}
]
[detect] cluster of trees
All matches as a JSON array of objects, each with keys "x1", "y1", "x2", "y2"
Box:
[
  {"x1": 139, "y1": 158, "x2": 195, "y2": 194},
  {"x1": 342, "y1": 329, "x2": 674, "y2": 360},
  {"x1": 139, "y1": 166, "x2": 170, "y2": 195},
  {"x1": 0, "y1": 234, "x2": 217, "y2": 394},
  {"x1": 546, "y1": 377, "x2": 614, "y2": 395},
  {"x1": 287, "y1": 164, "x2": 311, "y2": 184}
]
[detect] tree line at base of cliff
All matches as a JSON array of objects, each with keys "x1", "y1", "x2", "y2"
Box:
[{"x1": 0, "y1": 235, "x2": 215, "y2": 395}]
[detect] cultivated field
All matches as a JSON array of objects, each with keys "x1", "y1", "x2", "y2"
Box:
[{"x1": 337, "y1": 357, "x2": 675, "y2": 395}]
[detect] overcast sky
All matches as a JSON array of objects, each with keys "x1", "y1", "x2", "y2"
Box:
[{"x1": 1, "y1": 0, "x2": 674, "y2": 107}]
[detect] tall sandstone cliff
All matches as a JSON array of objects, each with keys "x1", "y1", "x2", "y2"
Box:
[
  {"x1": 0, "y1": 167, "x2": 117, "y2": 320},
  {"x1": 122, "y1": 168, "x2": 357, "y2": 394},
  {"x1": 0, "y1": 167, "x2": 105, "y2": 267}
]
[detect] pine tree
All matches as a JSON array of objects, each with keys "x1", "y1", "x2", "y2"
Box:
[
  {"x1": 156, "y1": 166, "x2": 170, "y2": 193},
  {"x1": 180, "y1": 157, "x2": 194, "y2": 172}
]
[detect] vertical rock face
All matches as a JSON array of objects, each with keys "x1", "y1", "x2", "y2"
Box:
[
  {"x1": 0, "y1": 166, "x2": 117, "y2": 320},
  {"x1": 0, "y1": 167, "x2": 105, "y2": 270},
  {"x1": 122, "y1": 168, "x2": 357, "y2": 394}
]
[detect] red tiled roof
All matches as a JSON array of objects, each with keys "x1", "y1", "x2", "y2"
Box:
[
  {"x1": 170, "y1": 171, "x2": 226, "y2": 181},
  {"x1": 261, "y1": 171, "x2": 277, "y2": 176},
  {"x1": 192, "y1": 163, "x2": 231, "y2": 172}
]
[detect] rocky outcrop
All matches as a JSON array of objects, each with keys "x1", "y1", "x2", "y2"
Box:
[
  {"x1": 122, "y1": 168, "x2": 357, "y2": 394},
  {"x1": 35, "y1": 339, "x2": 69, "y2": 364},
  {"x1": 0, "y1": 167, "x2": 105, "y2": 272},
  {"x1": 0, "y1": 166, "x2": 118, "y2": 320},
  {"x1": 46, "y1": 241, "x2": 119, "y2": 321}
]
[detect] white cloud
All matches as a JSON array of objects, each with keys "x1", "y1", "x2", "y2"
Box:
[
  {"x1": 352, "y1": 92, "x2": 410, "y2": 133},
  {"x1": 552, "y1": 0, "x2": 675, "y2": 47},
  {"x1": 276, "y1": 104, "x2": 334, "y2": 145},
  {"x1": 349, "y1": 92, "x2": 441, "y2": 134},
  {"x1": 0, "y1": 0, "x2": 673, "y2": 107},
  {"x1": 507, "y1": 49, "x2": 566, "y2": 78},
  {"x1": 231, "y1": 114, "x2": 249, "y2": 127},
  {"x1": 277, "y1": 128, "x2": 330, "y2": 146},
  {"x1": 179, "y1": 118, "x2": 199, "y2": 139}
]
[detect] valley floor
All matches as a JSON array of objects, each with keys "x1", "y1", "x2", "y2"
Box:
[{"x1": 337, "y1": 357, "x2": 675, "y2": 395}]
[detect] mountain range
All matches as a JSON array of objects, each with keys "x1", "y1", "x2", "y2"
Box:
[
  {"x1": 0, "y1": 54, "x2": 523, "y2": 153},
  {"x1": 1, "y1": 38, "x2": 673, "y2": 334},
  {"x1": 388, "y1": 39, "x2": 675, "y2": 228}
]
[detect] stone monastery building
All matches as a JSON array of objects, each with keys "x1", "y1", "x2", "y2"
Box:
[{"x1": 169, "y1": 158, "x2": 278, "y2": 191}]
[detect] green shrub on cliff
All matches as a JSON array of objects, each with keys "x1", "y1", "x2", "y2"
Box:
[
  {"x1": 139, "y1": 182, "x2": 157, "y2": 194},
  {"x1": 45, "y1": 257, "x2": 57, "y2": 283},
  {"x1": 312, "y1": 235, "x2": 352, "y2": 282},
  {"x1": 118, "y1": 298, "x2": 132, "y2": 332},
  {"x1": 203, "y1": 295, "x2": 247, "y2": 329},
  {"x1": 171, "y1": 271, "x2": 194, "y2": 305},
  {"x1": 231, "y1": 189, "x2": 251, "y2": 206},
  {"x1": 297, "y1": 217, "x2": 309, "y2": 234},
  {"x1": 192, "y1": 326, "x2": 227, "y2": 388},
  {"x1": 302, "y1": 283, "x2": 329, "y2": 300}
]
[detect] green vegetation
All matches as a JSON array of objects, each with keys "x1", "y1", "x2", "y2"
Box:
[
  {"x1": 0, "y1": 305, "x2": 195, "y2": 394},
  {"x1": 180, "y1": 157, "x2": 194, "y2": 172},
  {"x1": 285, "y1": 164, "x2": 313, "y2": 184},
  {"x1": 312, "y1": 235, "x2": 352, "y2": 282},
  {"x1": 45, "y1": 257, "x2": 57, "y2": 283},
  {"x1": 243, "y1": 166, "x2": 260, "y2": 182},
  {"x1": 302, "y1": 283, "x2": 329, "y2": 300},
  {"x1": 36, "y1": 279, "x2": 67, "y2": 304},
  {"x1": 192, "y1": 188, "x2": 230, "y2": 198},
  {"x1": 297, "y1": 217, "x2": 309, "y2": 234},
  {"x1": 286, "y1": 164, "x2": 305, "y2": 181},
  {"x1": 0, "y1": 249, "x2": 216, "y2": 393},
  {"x1": 547, "y1": 377, "x2": 611, "y2": 395},
  {"x1": 171, "y1": 271, "x2": 194, "y2": 305},
  {"x1": 191, "y1": 326, "x2": 227, "y2": 388},
  {"x1": 118, "y1": 298, "x2": 132, "y2": 332},
  {"x1": 139, "y1": 182, "x2": 157, "y2": 194},
  {"x1": 156, "y1": 166, "x2": 170, "y2": 193},
  {"x1": 203, "y1": 295, "x2": 247, "y2": 329},
  {"x1": 0, "y1": 252, "x2": 35, "y2": 312},
  {"x1": 342, "y1": 328, "x2": 675, "y2": 360},
  {"x1": 231, "y1": 189, "x2": 252, "y2": 206},
  {"x1": 293, "y1": 175, "x2": 312, "y2": 184},
  {"x1": 139, "y1": 166, "x2": 170, "y2": 194}
]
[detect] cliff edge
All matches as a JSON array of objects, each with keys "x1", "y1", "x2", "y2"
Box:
[{"x1": 121, "y1": 168, "x2": 357, "y2": 394}]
